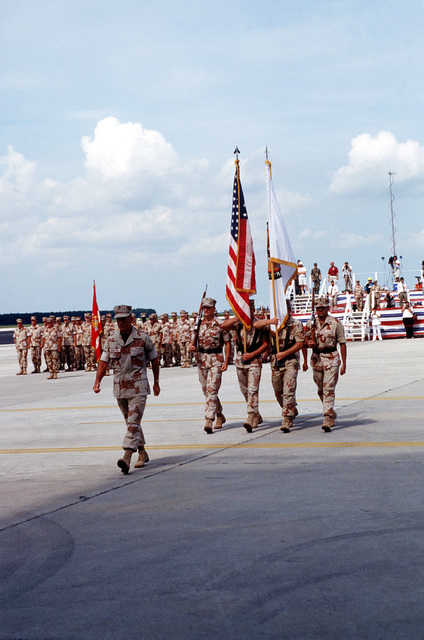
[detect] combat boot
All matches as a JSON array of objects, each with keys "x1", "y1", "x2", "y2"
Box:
[
  {"x1": 252, "y1": 413, "x2": 262, "y2": 429},
  {"x1": 47, "y1": 372, "x2": 54, "y2": 379},
  {"x1": 117, "y1": 449, "x2": 133, "y2": 474},
  {"x1": 243, "y1": 412, "x2": 255, "y2": 433},
  {"x1": 204, "y1": 419, "x2": 213, "y2": 434},
  {"x1": 52, "y1": 372, "x2": 58, "y2": 379},
  {"x1": 16, "y1": 370, "x2": 23, "y2": 375},
  {"x1": 280, "y1": 417, "x2": 293, "y2": 433},
  {"x1": 322, "y1": 416, "x2": 334, "y2": 433},
  {"x1": 214, "y1": 413, "x2": 226, "y2": 429},
  {"x1": 134, "y1": 447, "x2": 149, "y2": 468}
]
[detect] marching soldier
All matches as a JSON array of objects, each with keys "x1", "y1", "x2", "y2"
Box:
[
  {"x1": 303, "y1": 297, "x2": 347, "y2": 432},
  {"x1": 189, "y1": 297, "x2": 231, "y2": 433},
  {"x1": 221, "y1": 300, "x2": 269, "y2": 432},
  {"x1": 93, "y1": 305, "x2": 160, "y2": 474},
  {"x1": 254, "y1": 301, "x2": 304, "y2": 433}
]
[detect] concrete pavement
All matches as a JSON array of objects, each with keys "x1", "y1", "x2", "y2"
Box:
[{"x1": 1, "y1": 338, "x2": 423, "y2": 639}]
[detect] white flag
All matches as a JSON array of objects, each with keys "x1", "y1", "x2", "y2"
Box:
[{"x1": 266, "y1": 159, "x2": 298, "y2": 329}]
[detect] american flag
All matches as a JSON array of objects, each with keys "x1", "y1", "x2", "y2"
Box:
[{"x1": 226, "y1": 160, "x2": 256, "y2": 329}]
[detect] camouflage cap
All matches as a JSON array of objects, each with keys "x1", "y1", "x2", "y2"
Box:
[
  {"x1": 149, "y1": 313, "x2": 157, "y2": 319},
  {"x1": 63, "y1": 315, "x2": 70, "y2": 320},
  {"x1": 179, "y1": 309, "x2": 187, "y2": 315},
  {"x1": 113, "y1": 305, "x2": 132, "y2": 319},
  {"x1": 16, "y1": 318, "x2": 23, "y2": 323},
  {"x1": 201, "y1": 297, "x2": 216, "y2": 308},
  {"x1": 315, "y1": 297, "x2": 329, "y2": 308},
  {"x1": 171, "y1": 312, "x2": 177, "y2": 316},
  {"x1": 56, "y1": 317, "x2": 62, "y2": 321},
  {"x1": 31, "y1": 316, "x2": 37, "y2": 321},
  {"x1": 161, "y1": 313, "x2": 168, "y2": 319},
  {"x1": 48, "y1": 316, "x2": 55, "y2": 322}
]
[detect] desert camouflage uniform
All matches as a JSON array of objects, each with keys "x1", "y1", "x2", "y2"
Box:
[
  {"x1": 304, "y1": 314, "x2": 346, "y2": 425},
  {"x1": 170, "y1": 315, "x2": 181, "y2": 365},
  {"x1": 100, "y1": 326, "x2": 157, "y2": 452},
  {"x1": 370, "y1": 283, "x2": 382, "y2": 308},
  {"x1": 354, "y1": 283, "x2": 364, "y2": 311},
  {"x1": 148, "y1": 320, "x2": 162, "y2": 364},
  {"x1": 62, "y1": 320, "x2": 75, "y2": 370},
  {"x1": 28, "y1": 322, "x2": 42, "y2": 372},
  {"x1": 43, "y1": 324, "x2": 61, "y2": 377},
  {"x1": 13, "y1": 324, "x2": 29, "y2": 374},
  {"x1": 234, "y1": 322, "x2": 267, "y2": 415},
  {"x1": 178, "y1": 315, "x2": 192, "y2": 367},
  {"x1": 82, "y1": 318, "x2": 96, "y2": 371},
  {"x1": 311, "y1": 267, "x2": 321, "y2": 294},
  {"x1": 74, "y1": 321, "x2": 85, "y2": 370},
  {"x1": 270, "y1": 317, "x2": 304, "y2": 421},
  {"x1": 160, "y1": 318, "x2": 173, "y2": 367},
  {"x1": 196, "y1": 319, "x2": 230, "y2": 420}
]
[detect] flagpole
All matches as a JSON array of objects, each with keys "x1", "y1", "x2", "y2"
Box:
[{"x1": 266, "y1": 155, "x2": 279, "y2": 346}]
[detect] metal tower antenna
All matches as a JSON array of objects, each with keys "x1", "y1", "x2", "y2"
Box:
[{"x1": 388, "y1": 171, "x2": 396, "y2": 256}]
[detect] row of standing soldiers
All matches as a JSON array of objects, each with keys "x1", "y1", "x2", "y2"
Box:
[{"x1": 13, "y1": 310, "x2": 239, "y2": 377}]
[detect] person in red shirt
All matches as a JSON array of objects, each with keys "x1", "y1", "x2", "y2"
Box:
[{"x1": 328, "y1": 261, "x2": 339, "y2": 280}]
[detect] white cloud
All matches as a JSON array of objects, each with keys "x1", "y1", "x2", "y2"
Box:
[
  {"x1": 81, "y1": 116, "x2": 179, "y2": 179},
  {"x1": 330, "y1": 131, "x2": 424, "y2": 195}
]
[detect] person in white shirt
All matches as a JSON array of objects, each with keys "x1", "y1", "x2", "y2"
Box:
[{"x1": 328, "y1": 280, "x2": 338, "y2": 310}]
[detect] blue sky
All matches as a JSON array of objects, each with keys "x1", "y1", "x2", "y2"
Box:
[{"x1": 1, "y1": 0, "x2": 423, "y2": 314}]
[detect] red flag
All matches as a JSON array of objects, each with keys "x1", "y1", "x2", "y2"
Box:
[
  {"x1": 226, "y1": 158, "x2": 256, "y2": 328},
  {"x1": 91, "y1": 281, "x2": 102, "y2": 362}
]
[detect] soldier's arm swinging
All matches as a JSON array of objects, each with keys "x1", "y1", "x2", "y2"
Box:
[
  {"x1": 93, "y1": 360, "x2": 108, "y2": 393},
  {"x1": 151, "y1": 357, "x2": 161, "y2": 396}
]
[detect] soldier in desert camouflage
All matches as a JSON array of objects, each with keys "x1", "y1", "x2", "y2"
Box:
[
  {"x1": 221, "y1": 300, "x2": 269, "y2": 432},
  {"x1": 254, "y1": 300, "x2": 305, "y2": 433},
  {"x1": 178, "y1": 310, "x2": 192, "y2": 368},
  {"x1": 170, "y1": 312, "x2": 181, "y2": 366},
  {"x1": 13, "y1": 319, "x2": 29, "y2": 375},
  {"x1": 27, "y1": 316, "x2": 42, "y2": 373},
  {"x1": 303, "y1": 296, "x2": 347, "y2": 432},
  {"x1": 42, "y1": 316, "x2": 62, "y2": 379},
  {"x1": 160, "y1": 313, "x2": 173, "y2": 367},
  {"x1": 189, "y1": 297, "x2": 231, "y2": 434},
  {"x1": 93, "y1": 305, "x2": 160, "y2": 475},
  {"x1": 62, "y1": 315, "x2": 75, "y2": 371}
]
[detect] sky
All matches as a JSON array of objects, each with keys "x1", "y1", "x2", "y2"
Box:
[{"x1": 1, "y1": 0, "x2": 423, "y2": 314}]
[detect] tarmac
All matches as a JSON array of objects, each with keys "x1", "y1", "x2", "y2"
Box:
[{"x1": 0, "y1": 338, "x2": 423, "y2": 640}]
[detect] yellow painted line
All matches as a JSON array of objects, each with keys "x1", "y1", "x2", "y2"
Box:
[
  {"x1": 1, "y1": 441, "x2": 424, "y2": 455},
  {"x1": 1, "y1": 397, "x2": 423, "y2": 413}
]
